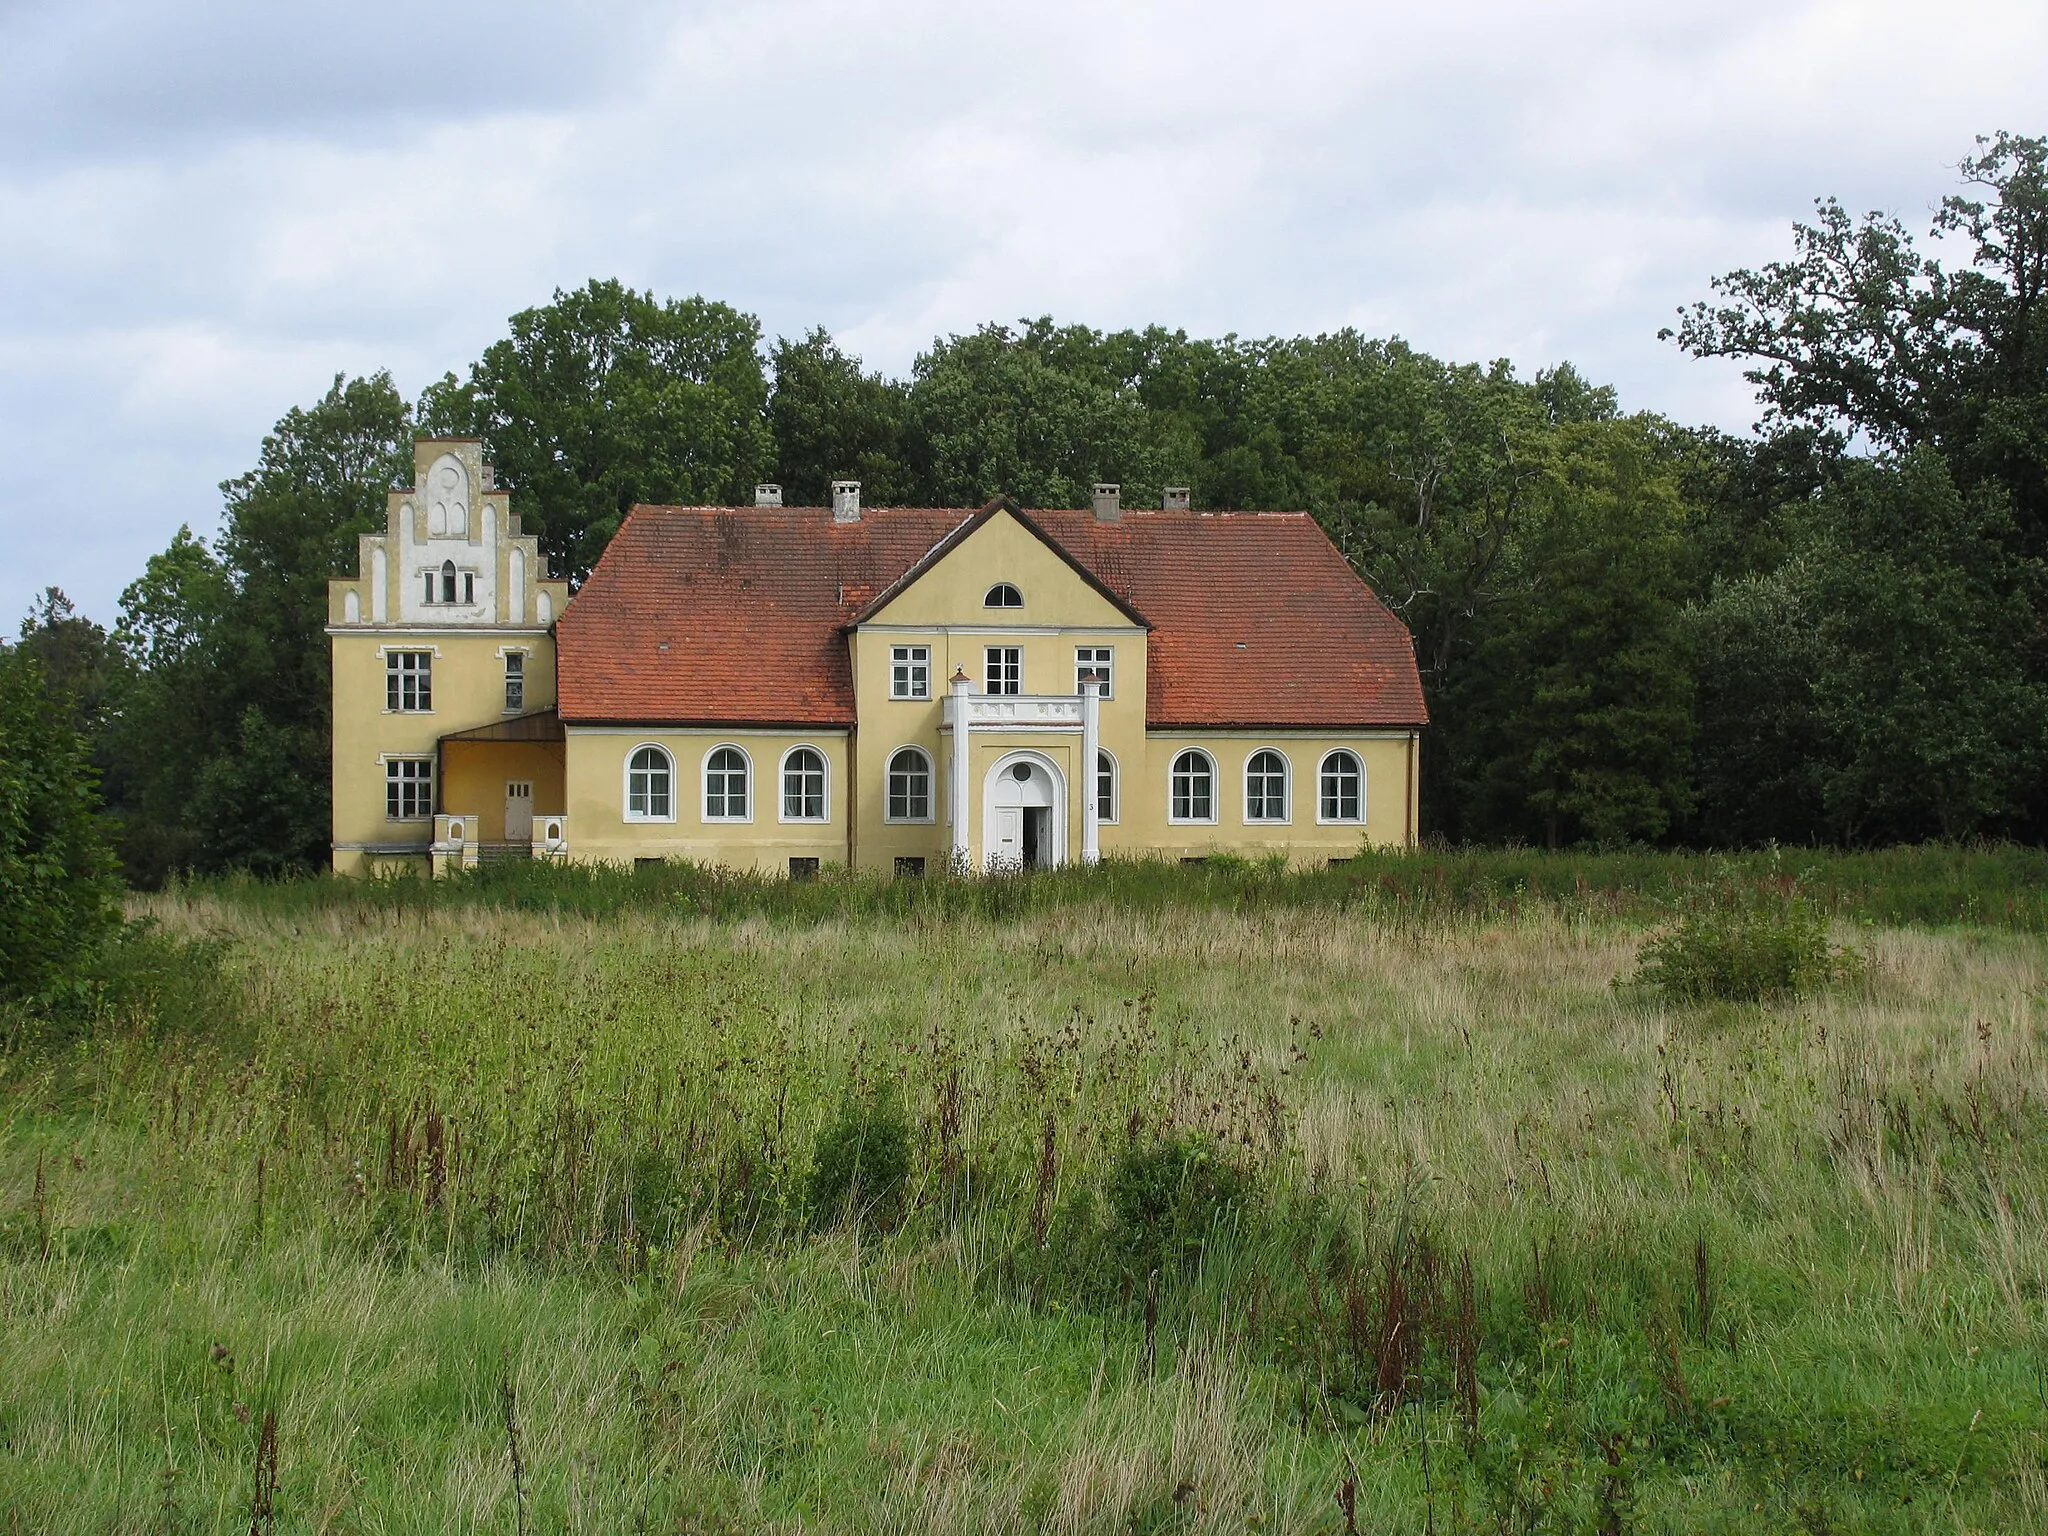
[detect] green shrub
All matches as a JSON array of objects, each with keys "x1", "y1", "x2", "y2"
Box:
[
  {"x1": 806, "y1": 1089, "x2": 911, "y2": 1227},
  {"x1": 1634, "y1": 893, "x2": 1861, "y2": 1003},
  {"x1": 0, "y1": 651, "x2": 121, "y2": 1005},
  {"x1": 1106, "y1": 1134, "x2": 1254, "y2": 1280}
]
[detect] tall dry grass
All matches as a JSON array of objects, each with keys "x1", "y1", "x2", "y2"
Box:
[{"x1": 0, "y1": 888, "x2": 2040, "y2": 1530}]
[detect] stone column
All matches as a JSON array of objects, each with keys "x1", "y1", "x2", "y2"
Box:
[
  {"x1": 1081, "y1": 685, "x2": 1101, "y2": 864},
  {"x1": 949, "y1": 667, "x2": 972, "y2": 870}
]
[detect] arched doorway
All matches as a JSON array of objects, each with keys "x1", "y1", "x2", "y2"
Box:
[{"x1": 983, "y1": 752, "x2": 1066, "y2": 871}]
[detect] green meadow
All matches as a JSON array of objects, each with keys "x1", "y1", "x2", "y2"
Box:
[{"x1": 2, "y1": 851, "x2": 2045, "y2": 1533}]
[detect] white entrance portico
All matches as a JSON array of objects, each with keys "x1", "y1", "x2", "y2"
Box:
[
  {"x1": 983, "y1": 751, "x2": 1066, "y2": 870},
  {"x1": 944, "y1": 669, "x2": 1102, "y2": 871}
]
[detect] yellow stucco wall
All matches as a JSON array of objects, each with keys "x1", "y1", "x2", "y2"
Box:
[
  {"x1": 1112, "y1": 732, "x2": 1414, "y2": 863},
  {"x1": 544, "y1": 507, "x2": 1419, "y2": 875},
  {"x1": 441, "y1": 741, "x2": 567, "y2": 842},
  {"x1": 333, "y1": 494, "x2": 1420, "y2": 878},
  {"x1": 329, "y1": 631, "x2": 561, "y2": 874},
  {"x1": 564, "y1": 730, "x2": 852, "y2": 874},
  {"x1": 327, "y1": 438, "x2": 568, "y2": 877},
  {"x1": 851, "y1": 511, "x2": 1149, "y2": 872}
]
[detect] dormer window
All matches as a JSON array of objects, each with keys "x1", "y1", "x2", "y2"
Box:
[{"x1": 984, "y1": 583, "x2": 1023, "y2": 608}]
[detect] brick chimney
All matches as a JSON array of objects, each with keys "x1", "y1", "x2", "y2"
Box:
[
  {"x1": 832, "y1": 480, "x2": 861, "y2": 522},
  {"x1": 1092, "y1": 483, "x2": 1121, "y2": 523},
  {"x1": 1163, "y1": 486, "x2": 1190, "y2": 511},
  {"x1": 755, "y1": 483, "x2": 782, "y2": 507}
]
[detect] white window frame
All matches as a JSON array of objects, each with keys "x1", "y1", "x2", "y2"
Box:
[
  {"x1": 985, "y1": 645, "x2": 1022, "y2": 696},
  {"x1": 502, "y1": 650, "x2": 526, "y2": 714},
  {"x1": 778, "y1": 745, "x2": 830, "y2": 823},
  {"x1": 984, "y1": 583, "x2": 1024, "y2": 609},
  {"x1": 624, "y1": 743, "x2": 677, "y2": 823},
  {"x1": 1168, "y1": 748, "x2": 1217, "y2": 825},
  {"x1": 1075, "y1": 646, "x2": 1114, "y2": 698},
  {"x1": 890, "y1": 644, "x2": 931, "y2": 700},
  {"x1": 383, "y1": 757, "x2": 434, "y2": 821},
  {"x1": 1096, "y1": 747, "x2": 1119, "y2": 825},
  {"x1": 884, "y1": 746, "x2": 936, "y2": 824},
  {"x1": 1243, "y1": 748, "x2": 1292, "y2": 825},
  {"x1": 702, "y1": 743, "x2": 754, "y2": 823},
  {"x1": 1317, "y1": 749, "x2": 1367, "y2": 825},
  {"x1": 386, "y1": 650, "x2": 433, "y2": 713}
]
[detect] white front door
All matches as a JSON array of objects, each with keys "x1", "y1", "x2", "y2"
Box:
[
  {"x1": 993, "y1": 807, "x2": 1022, "y2": 862},
  {"x1": 505, "y1": 780, "x2": 533, "y2": 841},
  {"x1": 983, "y1": 756, "x2": 1063, "y2": 870}
]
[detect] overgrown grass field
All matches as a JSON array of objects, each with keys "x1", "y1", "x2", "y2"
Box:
[{"x1": 2, "y1": 852, "x2": 2045, "y2": 1532}]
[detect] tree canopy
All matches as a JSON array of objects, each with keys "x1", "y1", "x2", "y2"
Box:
[{"x1": 20, "y1": 131, "x2": 2048, "y2": 881}]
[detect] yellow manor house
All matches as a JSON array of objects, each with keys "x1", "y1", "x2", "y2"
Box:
[{"x1": 329, "y1": 439, "x2": 1428, "y2": 877}]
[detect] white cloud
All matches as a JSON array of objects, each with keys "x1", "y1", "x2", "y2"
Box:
[{"x1": 1, "y1": 0, "x2": 2043, "y2": 622}]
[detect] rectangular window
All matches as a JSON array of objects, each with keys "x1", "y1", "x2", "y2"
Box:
[
  {"x1": 985, "y1": 646, "x2": 1022, "y2": 695},
  {"x1": 386, "y1": 651, "x2": 432, "y2": 712},
  {"x1": 1075, "y1": 646, "x2": 1113, "y2": 698},
  {"x1": 385, "y1": 758, "x2": 433, "y2": 820},
  {"x1": 788, "y1": 857, "x2": 821, "y2": 882},
  {"x1": 894, "y1": 856, "x2": 926, "y2": 879},
  {"x1": 462, "y1": 571, "x2": 475, "y2": 605},
  {"x1": 890, "y1": 645, "x2": 930, "y2": 699},
  {"x1": 503, "y1": 652, "x2": 525, "y2": 713}
]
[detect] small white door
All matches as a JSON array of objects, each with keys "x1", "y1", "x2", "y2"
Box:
[
  {"x1": 505, "y1": 781, "x2": 534, "y2": 841},
  {"x1": 994, "y1": 807, "x2": 1022, "y2": 863}
]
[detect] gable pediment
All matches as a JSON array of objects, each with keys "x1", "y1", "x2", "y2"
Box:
[{"x1": 858, "y1": 505, "x2": 1148, "y2": 630}]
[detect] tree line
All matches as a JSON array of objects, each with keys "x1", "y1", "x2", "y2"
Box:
[{"x1": 7, "y1": 132, "x2": 2046, "y2": 893}]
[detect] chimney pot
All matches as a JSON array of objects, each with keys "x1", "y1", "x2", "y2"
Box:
[
  {"x1": 1092, "y1": 482, "x2": 1121, "y2": 522},
  {"x1": 832, "y1": 480, "x2": 862, "y2": 522},
  {"x1": 755, "y1": 483, "x2": 783, "y2": 507},
  {"x1": 1163, "y1": 486, "x2": 1190, "y2": 511}
]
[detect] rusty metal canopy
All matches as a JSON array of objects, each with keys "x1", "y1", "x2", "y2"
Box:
[{"x1": 438, "y1": 708, "x2": 565, "y2": 745}]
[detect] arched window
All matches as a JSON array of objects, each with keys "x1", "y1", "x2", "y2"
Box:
[
  {"x1": 1096, "y1": 749, "x2": 1118, "y2": 824},
  {"x1": 781, "y1": 747, "x2": 827, "y2": 821},
  {"x1": 984, "y1": 582, "x2": 1023, "y2": 608},
  {"x1": 1245, "y1": 749, "x2": 1290, "y2": 822},
  {"x1": 1169, "y1": 749, "x2": 1215, "y2": 822},
  {"x1": 625, "y1": 745, "x2": 674, "y2": 820},
  {"x1": 1318, "y1": 750, "x2": 1364, "y2": 823},
  {"x1": 440, "y1": 560, "x2": 457, "y2": 605},
  {"x1": 886, "y1": 748, "x2": 933, "y2": 822},
  {"x1": 704, "y1": 746, "x2": 751, "y2": 820}
]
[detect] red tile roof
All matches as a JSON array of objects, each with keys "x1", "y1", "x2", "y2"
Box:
[{"x1": 555, "y1": 503, "x2": 1427, "y2": 729}]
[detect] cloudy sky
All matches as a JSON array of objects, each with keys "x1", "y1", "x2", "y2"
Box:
[{"x1": 3, "y1": 0, "x2": 2043, "y2": 625}]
